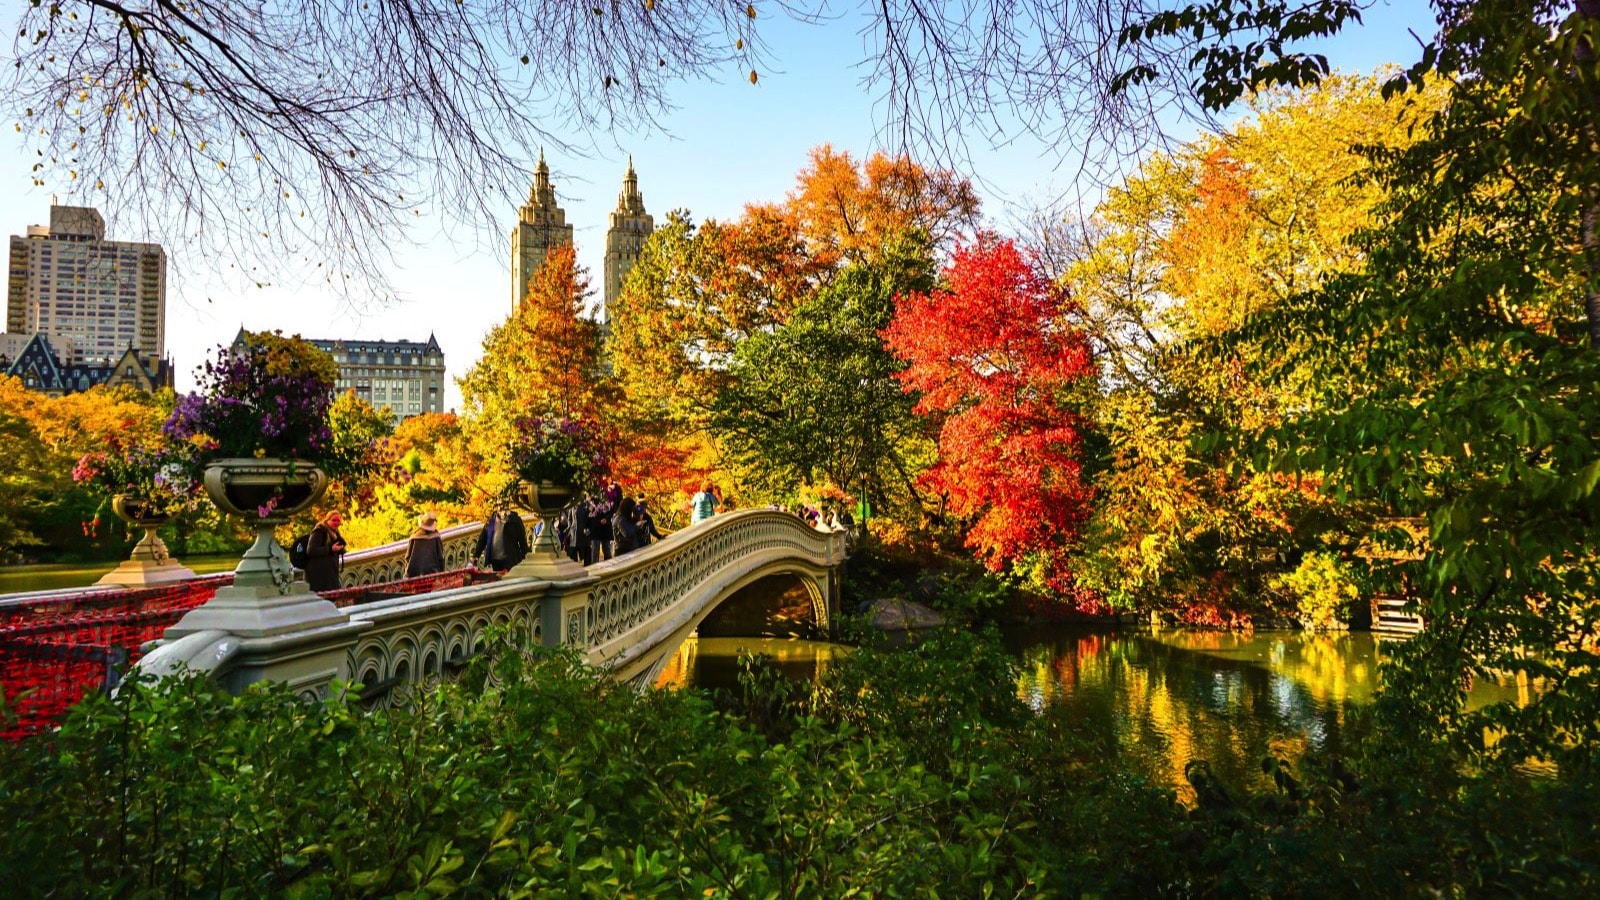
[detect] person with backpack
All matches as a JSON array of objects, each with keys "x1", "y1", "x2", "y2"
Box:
[
  {"x1": 404, "y1": 512, "x2": 445, "y2": 578},
  {"x1": 304, "y1": 511, "x2": 346, "y2": 592},
  {"x1": 690, "y1": 481, "x2": 720, "y2": 525}
]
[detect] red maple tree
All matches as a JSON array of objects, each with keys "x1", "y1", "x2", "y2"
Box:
[{"x1": 882, "y1": 234, "x2": 1095, "y2": 590}]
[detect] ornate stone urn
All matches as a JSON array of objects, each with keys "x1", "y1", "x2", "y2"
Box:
[
  {"x1": 96, "y1": 495, "x2": 196, "y2": 586},
  {"x1": 167, "y1": 457, "x2": 349, "y2": 639},
  {"x1": 507, "y1": 479, "x2": 587, "y2": 580}
]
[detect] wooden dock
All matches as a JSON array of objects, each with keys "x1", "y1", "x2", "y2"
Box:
[{"x1": 1372, "y1": 595, "x2": 1424, "y2": 634}]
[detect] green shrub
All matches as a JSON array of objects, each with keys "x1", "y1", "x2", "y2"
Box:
[
  {"x1": 1, "y1": 629, "x2": 1595, "y2": 896},
  {"x1": 1269, "y1": 551, "x2": 1363, "y2": 629}
]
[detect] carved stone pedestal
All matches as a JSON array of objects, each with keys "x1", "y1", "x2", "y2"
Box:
[{"x1": 97, "y1": 497, "x2": 195, "y2": 586}]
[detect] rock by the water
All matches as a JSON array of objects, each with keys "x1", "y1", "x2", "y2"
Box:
[{"x1": 864, "y1": 597, "x2": 946, "y2": 630}]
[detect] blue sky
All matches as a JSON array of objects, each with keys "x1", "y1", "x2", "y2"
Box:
[{"x1": 0, "y1": 0, "x2": 1435, "y2": 410}]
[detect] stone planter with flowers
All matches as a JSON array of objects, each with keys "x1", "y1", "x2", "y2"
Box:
[
  {"x1": 72, "y1": 435, "x2": 200, "y2": 587},
  {"x1": 157, "y1": 332, "x2": 372, "y2": 639},
  {"x1": 505, "y1": 416, "x2": 610, "y2": 580}
]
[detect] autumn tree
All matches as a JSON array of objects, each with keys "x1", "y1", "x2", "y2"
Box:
[
  {"x1": 884, "y1": 235, "x2": 1095, "y2": 591},
  {"x1": 461, "y1": 245, "x2": 605, "y2": 476},
  {"x1": 336, "y1": 411, "x2": 499, "y2": 549},
  {"x1": 0, "y1": 403, "x2": 58, "y2": 556},
  {"x1": 1037, "y1": 76, "x2": 1437, "y2": 621},
  {"x1": 607, "y1": 209, "x2": 820, "y2": 427},
  {"x1": 459, "y1": 246, "x2": 615, "y2": 510},
  {"x1": 312, "y1": 390, "x2": 395, "y2": 542},
  {"x1": 785, "y1": 145, "x2": 981, "y2": 265},
  {"x1": 710, "y1": 236, "x2": 936, "y2": 509},
  {"x1": 0, "y1": 377, "x2": 197, "y2": 559},
  {"x1": 608, "y1": 148, "x2": 978, "y2": 437}
]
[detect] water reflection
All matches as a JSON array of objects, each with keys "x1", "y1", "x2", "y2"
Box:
[
  {"x1": 655, "y1": 636, "x2": 848, "y2": 690},
  {"x1": 662, "y1": 626, "x2": 1530, "y2": 805},
  {"x1": 1006, "y1": 627, "x2": 1386, "y2": 804}
]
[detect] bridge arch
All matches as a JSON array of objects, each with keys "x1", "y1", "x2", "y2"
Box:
[{"x1": 575, "y1": 511, "x2": 844, "y2": 687}]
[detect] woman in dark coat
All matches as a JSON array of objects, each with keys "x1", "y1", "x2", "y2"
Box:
[
  {"x1": 404, "y1": 512, "x2": 446, "y2": 577},
  {"x1": 304, "y1": 511, "x2": 346, "y2": 592},
  {"x1": 611, "y1": 497, "x2": 640, "y2": 556}
]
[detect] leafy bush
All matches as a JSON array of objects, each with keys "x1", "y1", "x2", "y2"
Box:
[
  {"x1": 1269, "y1": 551, "x2": 1362, "y2": 629},
  {"x1": 1, "y1": 628, "x2": 1595, "y2": 896}
]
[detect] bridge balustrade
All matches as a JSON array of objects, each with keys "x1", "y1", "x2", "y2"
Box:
[
  {"x1": 337, "y1": 519, "x2": 501, "y2": 587},
  {"x1": 1, "y1": 511, "x2": 845, "y2": 733},
  {"x1": 138, "y1": 510, "x2": 846, "y2": 701}
]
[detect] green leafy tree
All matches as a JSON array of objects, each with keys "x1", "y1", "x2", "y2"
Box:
[{"x1": 709, "y1": 237, "x2": 936, "y2": 511}]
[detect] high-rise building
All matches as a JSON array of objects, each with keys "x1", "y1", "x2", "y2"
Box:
[
  {"x1": 603, "y1": 157, "x2": 655, "y2": 318},
  {"x1": 6, "y1": 204, "x2": 167, "y2": 365},
  {"x1": 509, "y1": 149, "x2": 574, "y2": 310}
]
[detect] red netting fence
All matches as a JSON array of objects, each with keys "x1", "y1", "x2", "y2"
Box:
[{"x1": 1, "y1": 567, "x2": 499, "y2": 742}]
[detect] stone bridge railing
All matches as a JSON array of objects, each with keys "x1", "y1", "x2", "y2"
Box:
[
  {"x1": 336, "y1": 516, "x2": 535, "y2": 586},
  {"x1": 138, "y1": 510, "x2": 847, "y2": 699}
]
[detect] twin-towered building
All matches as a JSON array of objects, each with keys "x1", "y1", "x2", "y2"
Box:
[
  {"x1": 511, "y1": 151, "x2": 655, "y2": 319},
  {"x1": 6, "y1": 155, "x2": 651, "y2": 407}
]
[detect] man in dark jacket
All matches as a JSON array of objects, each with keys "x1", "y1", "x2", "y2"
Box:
[
  {"x1": 498, "y1": 511, "x2": 529, "y2": 569},
  {"x1": 636, "y1": 498, "x2": 665, "y2": 547},
  {"x1": 475, "y1": 508, "x2": 530, "y2": 571}
]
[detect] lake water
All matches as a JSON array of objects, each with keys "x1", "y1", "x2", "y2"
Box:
[
  {"x1": 0, "y1": 555, "x2": 242, "y2": 594},
  {"x1": 659, "y1": 626, "x2": 1533, "y2": 804}
]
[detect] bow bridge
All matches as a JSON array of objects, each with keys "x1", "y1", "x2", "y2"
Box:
[{"x1": 133, "y1": 510, "x2": 846, "y2": 700}]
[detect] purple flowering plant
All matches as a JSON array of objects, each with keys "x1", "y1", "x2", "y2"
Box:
[
  {"x1": 507, "y1": 416, "x2": 610, "y2": 487},
  {"x1": 72, "y1": 423, "x2": 199, "y2": 522},
  {"x1": 162, "y1": 333, "x2": 368, "y2": 489}
]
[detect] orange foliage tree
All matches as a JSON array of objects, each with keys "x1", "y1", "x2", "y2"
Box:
[
  {"x1": 461, "y1": 245, "x2": 608, "y2": 493},
  {"x1": 787, "y1": 145, "x2": 981, "y2": 264},
  {"x1": 883, "y1": 235, "x2": 1096, "y2": 590}
]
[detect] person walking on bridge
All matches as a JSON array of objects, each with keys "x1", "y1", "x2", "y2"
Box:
[
  {"x1": 474, "y1": 507, "x2": 529, "y2": 572},
  {"x1": 404, "y1": 512, "x2": 445, "y2": 577},
  {"x1": 690, "y1": 481, "x2": 720, "y2": 525},
  {"x1": 304, "y1": 511, "x2": 346, "y2": 593}
]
